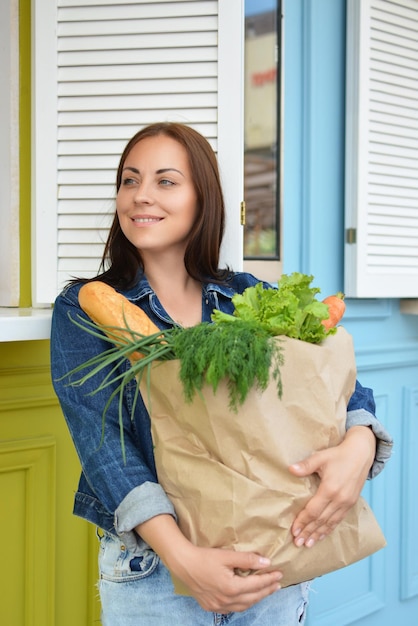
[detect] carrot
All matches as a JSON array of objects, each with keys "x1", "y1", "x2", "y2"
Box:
[
  {"x1": 321, "y1": 292, "x2": 346, "y2": 330},
  {"x1": 78, "y1": 281, "x2": 161, "y2": 361}
]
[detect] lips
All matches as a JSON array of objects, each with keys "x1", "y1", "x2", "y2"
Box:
[{"x1": 132, "y1": 216, "x2": 162, "y2": 224}]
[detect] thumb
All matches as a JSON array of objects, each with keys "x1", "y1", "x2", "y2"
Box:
[{"x1": 289, "y1": 452, "x2": 322, "y2": 477}]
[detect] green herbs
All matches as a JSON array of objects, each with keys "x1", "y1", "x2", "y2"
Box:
[
  {"x1": 212, "y1": 272, "x2": 334, "y2": 343},
  {"x1": 172, "y1": 320, "x2": 283, "y2": 411},
  {"x1": 66, "y1": 315, "x2": 283, "y2": 415}
]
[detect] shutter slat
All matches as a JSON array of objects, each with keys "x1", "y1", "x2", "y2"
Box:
[
  {"x1": 369, "y1": 152, "x2": 418, "y2": 168},
  {"x1": 58, "y1": 92, "x2": 218, "y2": 112},
  {"x1": 58, "y1": 258, "x2": 104, "y2": 270},
  {"x1": 369, "y1": 203, "x2": 418, "y2": 215},
  {"x1": 58, "y1": 16, "x2": 217, "y2": 37},
  {"x1": 58, "y1": 31, "x2": 217, "y2": 52},
  {"x1": 58, "y1": 230, "x2": 110, "y2": 244},
  {"x1": 374, "y1": 0, "x2": 418, "y2": 18},
  {"x1": 57, "y1": 118, "x2": 217, "y2": 140},
  {"x1": 58, "y1": 77, "x2": 217, "y2": 97},
  {"x1": 58, "y1": 170, "x2": 114, "y2": 184},
  {"x1": 58, "y1": 185, "x2": 115, "y2": 199},
  {"x1": 58, "y1": 47, "x2": 218, "y2": 65},
  {"x1": 369, "y1": 165, "x2": 418, "y2": 180},
  {"x1": 58, "y1": 110, "x2": 218, "y2": 128},
  {"x1": 369, "y1": 213, "x2": 418, "y2": 226},
  {"x1": 58, "y1": 1, "x2": 217, "y2": 22},
  {"x1": 58, "y1": 214, "x2": 113, "y2": 228},
  {"x1": 371, "y1": 106, "x2": 418, "y2": 122},
  {"x1": 58, "y1": 62, "x2": 217, "y2": 81},
  {"x1": 372, "y1": 0, "x2": 418, "y2": 24},
  {"x1": 59, "y1": 0, "x2": 194, "y2": 6},
  {"x1": 371, "y1": 37, "x2": 418, "y2": 62},
  {"x1": 370, "y1": 85, "x2": 416, "y2": 111},
  {"x1": 58, "y1": 199, "x2": 114, "y2": 214},
  {"x1": 371, "y1": 57, "x2": 418, "y2": 80}
]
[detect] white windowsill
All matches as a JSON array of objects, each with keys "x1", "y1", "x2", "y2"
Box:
[{"x1": 0, "y1": 307, "x2": 53, "y2": 342}]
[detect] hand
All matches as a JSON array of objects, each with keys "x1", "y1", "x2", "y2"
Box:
[
  {"x1": 172, "y1": 544, "x2": 283, "y2": 613},
  {"x1": 136, "y1": 514, "x2": 282, "y2": 613},
  {"x1": 288, "y1": 425, "x2": 376, "y2": 548}
]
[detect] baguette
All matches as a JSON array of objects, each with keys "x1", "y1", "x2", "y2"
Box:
[{"x1": 78, "y1": 281, "x2": 161, "y2": 361}]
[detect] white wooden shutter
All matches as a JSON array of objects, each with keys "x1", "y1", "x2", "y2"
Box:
[
  {"x1": 345, "y1": 0, "x2": 418, "y2": 298},
  {"x1": 32, "y1": 0, "x2": 244, "y2": 306}
]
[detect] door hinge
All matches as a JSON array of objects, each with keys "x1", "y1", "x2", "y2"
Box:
[
  {"x1": 346, "y1": 227, "x2": 357, "y2": 244},
  {"x1": 240, "y1": 201, "x2": 246, "y2": 226}
]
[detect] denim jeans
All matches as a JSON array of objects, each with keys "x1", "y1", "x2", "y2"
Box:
[{"x1": 98, "y1": 533, "x2": 310, "y2": 625}]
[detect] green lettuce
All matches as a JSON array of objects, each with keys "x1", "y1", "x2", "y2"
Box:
[{"x1": 212, "y1": 272, "x2": 335, "y2": 343}]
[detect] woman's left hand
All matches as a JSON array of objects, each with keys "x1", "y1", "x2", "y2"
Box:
[{"x1": 288, "y1": 425, "x2": 376, "y2": 548}]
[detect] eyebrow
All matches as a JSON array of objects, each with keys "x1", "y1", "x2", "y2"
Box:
[{"x1": 122, "y1": 166, "x2": 185, "y2": 178}]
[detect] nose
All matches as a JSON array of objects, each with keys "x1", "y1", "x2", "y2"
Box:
[{"x1": 133, "y1": 179, "x2": 153, "y2": 205}]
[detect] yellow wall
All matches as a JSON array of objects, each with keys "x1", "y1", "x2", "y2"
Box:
[{"x1": 0, "y1": 340, "x2": 101, "y2": 625}]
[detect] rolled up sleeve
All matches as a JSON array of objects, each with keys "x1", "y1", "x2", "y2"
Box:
[{"x1": 346, "y1": 408, "x2": 393, "y2": 479}]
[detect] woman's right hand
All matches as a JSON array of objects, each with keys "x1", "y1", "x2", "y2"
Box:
[
  {"x1": 136, "y1": 514, "x2": 283, "y2": 613},
  {"x1": 172, "y1": 543, "x2": 282, "y2": 613}
]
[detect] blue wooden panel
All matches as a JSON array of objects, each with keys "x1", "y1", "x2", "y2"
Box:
[
  {"x1": 305, "y1": 396, "x2": 388, "y2": 626},
  {"x1": 401, "y1": 386, "x2": 418, "y2": 600},
  {"x1": 282, "y1": 0, "x2": 347, "y2": 296}
]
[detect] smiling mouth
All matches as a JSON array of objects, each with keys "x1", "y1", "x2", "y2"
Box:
[{"x1": 132, "y1": 217, "x2": 162, "y2": 223}]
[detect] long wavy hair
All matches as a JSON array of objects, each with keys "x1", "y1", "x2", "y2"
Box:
[{"x1": 92, "y1": 122, "x2": 229, "y2": 289}]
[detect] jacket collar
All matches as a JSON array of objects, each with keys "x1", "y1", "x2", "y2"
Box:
[{"x1": 124, "y1": 272, "x2": 235, "y2": 303}]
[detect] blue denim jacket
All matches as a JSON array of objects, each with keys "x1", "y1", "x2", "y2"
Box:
[{"x1": 51, "y1": 271, "x2": 393, "y2": 548}]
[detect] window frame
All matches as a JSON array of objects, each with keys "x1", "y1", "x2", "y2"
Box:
[{"x1": 243, "y1": 0, "x2": 283, "y2": 283}]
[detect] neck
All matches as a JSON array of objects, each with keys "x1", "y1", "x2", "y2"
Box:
[
  {"x1": 143, "y1": 257, "x2": 192, "y2": 291},
  {"x1": 143, "y1": 258, "x2": 202, "y2": 327}
]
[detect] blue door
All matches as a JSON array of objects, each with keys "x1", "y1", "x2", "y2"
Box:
[{"x1": 282, "y1": 1, "x2": 418, "y2": 623}]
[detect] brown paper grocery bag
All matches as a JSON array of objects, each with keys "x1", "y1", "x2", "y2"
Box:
[{"x1": 140, "y1": 327, "x2": 386, "y2": 591}]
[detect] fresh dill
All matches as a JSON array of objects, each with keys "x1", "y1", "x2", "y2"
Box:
[{"x1": 172, "y1": 320, "x2": 283, "y2": 411}]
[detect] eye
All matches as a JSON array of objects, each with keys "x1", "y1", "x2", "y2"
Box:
[
  {"x1": 122, "y1": 176, "x2": 137, "y2": 186},
  {"x1": 159, "y1": 178, "x2": 175, "y2": 187}
]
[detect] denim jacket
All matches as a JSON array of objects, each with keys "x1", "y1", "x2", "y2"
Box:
[{"x1": 51, "y1": 271, "x2": 393, "y2": 549}]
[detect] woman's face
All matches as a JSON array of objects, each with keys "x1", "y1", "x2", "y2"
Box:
[{"x1": 116, "y1": 134, "x2": 198, "y2": 258}]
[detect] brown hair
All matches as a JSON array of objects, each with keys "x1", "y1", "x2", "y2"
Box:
[{"x1": 97, "y1": 122, "x2": 229, "y2": 288}]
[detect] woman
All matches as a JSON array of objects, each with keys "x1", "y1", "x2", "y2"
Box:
[{"x1": 51, "y1": 122, "x2": 392, "y2": 625}]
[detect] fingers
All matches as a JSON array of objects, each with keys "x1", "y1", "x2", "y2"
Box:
[
  {"x1": 226, "y1": 551, "x2": 272, "y2": 572},
  {"x1": 291, "y1": 496, "x2": 347, "y2": 547},
  {"x1": 289, "y1": 447, "x2": 361, "y2": 548},
  {"x1": 196, "y1": 563, "x2": 283, "y2": 613},
  {"x1": 224, "y1": 570, "x2": 283, "y2": 613},
  {"x1": 184, "y1": 548, "x2": 283, "y2": 614}
]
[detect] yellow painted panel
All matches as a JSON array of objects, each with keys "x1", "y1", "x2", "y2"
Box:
[
  {"x1": 0, "y1": 341, "x2": 101, "y2": 625},
  {"x1": 0, "y1": 437, "x2": 55, "y2": 625},
  {"x1": 1, "y1": 468, "x2": 26, "y2": 624}
]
